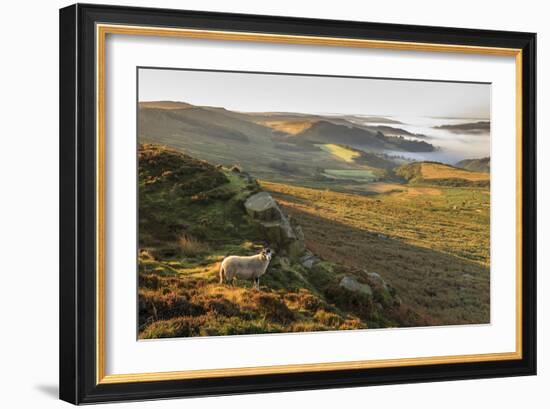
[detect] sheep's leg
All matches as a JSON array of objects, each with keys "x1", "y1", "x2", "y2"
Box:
[
  {"x1": 254, "y1": 277, "x2": 260, "y2": 290},
  {"x1": 219, "y1": 266, "x2": 225, "y2": 284}
]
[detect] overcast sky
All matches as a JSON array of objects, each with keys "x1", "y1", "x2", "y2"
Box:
[{"x1": 138, "y1": 68, "x2": 490, "y2": 119}]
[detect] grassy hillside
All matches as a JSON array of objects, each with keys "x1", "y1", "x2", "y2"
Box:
[
  {"x1": 261, "y1": 179, "x2": 490, "y2": 325},
  {"x1": 318, "y1": 144, "x2": 398, "y2": 171},
  {"x1": 294, "y1": 120, "x2": 434, "y2": 152},
  {"x1": 258, "y1": 120, "x2": 314, "y2": 135},
  {"x1": 396, "y1": 161, "x2": 490, "y2": 187},
  {"x1": 139, "y1": 105, "x2": 269, "y2": 143},
  {"x1": 456, "y1": 157, "x2": 490, "y2": 173},
  {"x1": 319, "y1": 144, "x2": 361, "y2": 162},
  {"x1": 139, "y1": 102, "x2": 412, "y2": 194},
  {"x1": 140, "y1": 101, "x2": 194, "y2": 110},
  {"x1": 434, "y1": 121, "x2": 490, "y2": 134},
  {"x1": 138, "y1": 144, "x2": 412, "y2": 339}
]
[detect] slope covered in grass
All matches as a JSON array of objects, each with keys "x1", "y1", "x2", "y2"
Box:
[
  {"x1": 318, "y1": 144, "x2": 361, "y2": 163},
  {"x1": 294, "y1": 120, "x2": 435, "y2": 152},
  {"x1": 396, "y1": 161, "x2": 490, "y2": 187},
  {"x1": 138, "y1": 144, "x2": 409, "y2": 339},
  {"x1": 258, "y1": 119, "x2": 314, "y2": 135},
  {"x1": 455, "y1": 157, "x2": 490, "y2": 173},
  {"x1": 318, "y1": 143, "x2": 398, "y2": 171},
  {"x1": 261, "y1": 179, "x2": 490, "y2": 325}
]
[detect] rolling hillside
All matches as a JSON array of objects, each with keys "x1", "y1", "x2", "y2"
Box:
[
  {"x1": 263, "y1": 178, "x2": 490, "y2": 325},
  {"x1": 319, "y1": 144, "x2": 397, "y2": 171},
  {"x1": 140, "y1": 101, "x2": 194, "y2": 110},
  {"x1": 434, "y1": 121, "x2": 490, "y2": 134},
  {"x1": 396, "y1": 161, "x2": 490, "y2": 187},
  {"x1": 138, "y1": 101, "x2": 439, "y2": 192},
  {"x1": 257, "y1": 120, "x2": 314, "y2": 135},
  {"x1": 292, "y1": 120, "x2": 434, "y2": 152},
  {"x1": 456, "y1": 157, "x2": 490, "y2": 173},
  {"x1": 138, "y1": 144, "x2": 409, "y2": 338},
  {"x1": 139, "y1": 101, "x2": 435, "y2": 152}
]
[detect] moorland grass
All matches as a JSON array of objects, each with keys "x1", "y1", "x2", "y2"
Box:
[{"x1": 138, "y1": 144, "x2": 490, "y2": 338}]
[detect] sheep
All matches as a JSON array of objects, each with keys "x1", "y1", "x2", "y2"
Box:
[{"x1": 219, "y1": 248, "x2": 273, "y2": 290}]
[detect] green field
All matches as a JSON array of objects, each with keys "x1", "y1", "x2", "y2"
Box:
[{"x1": 323, "y1": 169, "x2": 377, "y2": 181}]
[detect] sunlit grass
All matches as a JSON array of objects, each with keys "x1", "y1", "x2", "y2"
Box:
[{"x1": 318, "y1": 144, "x2": 361, "y2": 163}]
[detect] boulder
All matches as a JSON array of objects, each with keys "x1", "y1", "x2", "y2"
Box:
[
  {"x1": 366, "y1": 271, "x2": 389, "y2": 290},
  {"x1": 244, "y1": 192, "x2": 282, "y2": 222},
  {"x1": 364, "y1": 272, "x2": 398, "y2": 307},
  {"x1": 339, "y1": 276, "x2": 373, "y2": 297},
  {"x1": 245, "y1": 191, "x2": 307, "y2": 261},
  {"x1": 300, "y1": 252, "x2": 319, "y2": 269}
]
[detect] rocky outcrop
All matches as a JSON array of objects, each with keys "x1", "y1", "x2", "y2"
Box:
[
  {"x1": 366, "y1": 272, "x2": 388, "y2": 290},
  {"x1": 244, "y1": 192, "x2": 306, "y2": 260},
  {"x1": 300, "y1": 252, "x2": 319, "y2": 269},
  {"x1": 244, "y1": 192, "x2": 281, "y2": 221},
  {"x1": 339, "y1": 276, "x2": 373, "y2": 297},
  {"x1": 363, "y1": 271, "x2": 400, "y2": 307}
]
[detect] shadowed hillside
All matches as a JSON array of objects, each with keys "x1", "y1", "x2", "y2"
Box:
[
  {"x1": 434, "y1": 121, "x2": 490, "y2": 134},
  {"x1": 262, "y1": 180, "x2": 490, "y2": 324},
  {"x1": 293, "y1": 120, "x2": 434, "y2": 152}
]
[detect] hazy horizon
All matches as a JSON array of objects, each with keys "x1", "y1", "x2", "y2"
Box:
[{"x1": 138, "y1": 68, "x2": 491, "y2": 120}]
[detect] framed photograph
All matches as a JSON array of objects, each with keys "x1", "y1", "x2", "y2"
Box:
[{"x1": 59, "y1": 3, "x2": 536, "y2": 404}]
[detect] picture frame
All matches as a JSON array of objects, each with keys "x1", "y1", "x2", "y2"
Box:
[{"x1": 59, "y1": 3, "x2": 536, "y2": 404}]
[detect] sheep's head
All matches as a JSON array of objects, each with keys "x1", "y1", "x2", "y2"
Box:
[{"x1": 261, "y1": 248, "x2": 273, "y2": 262}]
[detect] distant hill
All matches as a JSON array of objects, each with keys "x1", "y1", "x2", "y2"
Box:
[
  {"x1": 258, "y1": 119, "x2": 314, "y2": 135},
  {"x1": 139, "y1": 102, "x2": 272, "y2": 144},
  {"x1": 434, "y1": 121, "x2": 490, "y2": 134},
  {"x1": 319, "y1": 144, "x2": 397, "y2": 171},
  {"x1": 138, "y1": 101, "x2": 439, "y2": 190},
  {"x1": 293, "y1": 120, "x2": 434, "y2": 152},
  {"x1": 351, "y1": 115, "x2": 403, "y2": 124},
  {"x1": 258, "y1": 117, "x2": 428, "y2": 140},
  {"x1": 396, "y1": 161, "x2": 490, "y2": 187},
  {"x1": 455, "y1": 157, "x2": 490, "y2": 173},
  {"x1": 140, "y1": 101, "x2": 435, "y2": 153},
  {"x1": 368, "y1": 125, "x2": 429, "y2": 139},
  {"x1": 140, "y1": 101, "x2": 194, "y2": 110}
]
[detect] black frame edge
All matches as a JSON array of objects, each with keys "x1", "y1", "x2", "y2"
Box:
[
  {"x1": 59, "y1": 3, "x2": 537, "y2": 404},
  {"x1": 59, "y1": 3, "x2": 78, "y2": 405},
  {"x1": 520, "y1": 33, "x2": 537, "y2": 376}
]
